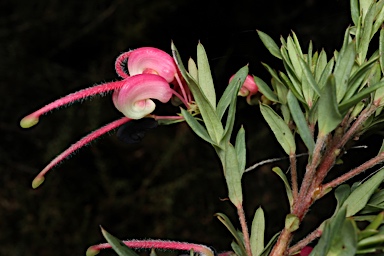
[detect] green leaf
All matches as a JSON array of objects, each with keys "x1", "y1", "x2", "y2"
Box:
[
  {"x1": 279, "y1": 71, "x2": 305, "y2": 102},
  {"x1": 100, "y1": 227, "x2": 140, "y2": 256},
  {"x1": 272, "y1": 167, "x2": 293, "y2": 208},
  {"x1": 350, "y1": 0, "x2": 360, "y2": 26},
  {"x1": 343, "y1": 54, "x2": 378, "y2": 101},
  {"x1": 299, "y1": 57, "x2": 321, "y2": 96},
  {"x1": 188, "y1": 58, "x2": 198, "y2": 81},
  {"x1": 317, "y1": 75, "x2": 343, "y2": 135},
  {"x1": 259, "y1": 232, "x2": 280, "y2": 256},
  {"x1": 315, "y1": 49, "x2": 328, "y2": 82},
  {"x1": 180, "y1": 108, "x2": 220, "y2": 147},
  {"x1": 224, "y1": 143, "x2": 243, "y2": 206},
  {"x1": 260, "y1": 104, "x2": 296, "y2": 155},
  {"x1": 334, "y1": 184, "x2": 352, "y2": 213},
  {"x1": 221, "y1": 76, "x2": 242, "y2": 143},
  {"x1": 217, "y1": 65, "x2": 248, "y2": 119},
  {"x1": 287, "y1": 91, "x2": 315, "y2": 153},
  {"x1": 231, "y1": 241, "x2": 246, "y2": 256},
  {"x1": 380, "y1": 27, "x2": 384, "y2": 75},
  {"x1": 343, "y1": 167, "x2": 384, "y2": 217},
  {"x1": 250, "y1": 207, "x2": 265, "y2": 256},
  {"x1": 235, "y1": 126, "x2": 246, "y2": 174},
  {"x1": 253, "y1": 75, "x2": 279, "y2": 103},
  {"x1": 334, "y1": 41, "x2": 356, "y2": 102},
  {"x1": 310, "y1": 207, "x2": 357, "y2": 256},
  {"x1": 372, "y1": 1, "x2": 384, "y2": 38},
  {"x1": 257, "y1": 30, "x2": 282, "y2": 59},
  {"x1": 339, "y1": 80, "x2": 384, "y2": 114},
  {"x1": 318, "y1": 57, "x2": 335, "y2": 90},
  {"x1": 172, "y1": 42, "x2": 223, "y2": 142},
  {"x1": 215, "y1": 213, "x2": 247, "y2": 256},
  {"x1": 357, "y1": 2, "x2": 375, "y2": 64},
  {"x1": 287, "y1": 36, "x2": 303, "y2": 80},
  {"x1": 197, "y1": 42, "x2": 216, "y2": 109}
]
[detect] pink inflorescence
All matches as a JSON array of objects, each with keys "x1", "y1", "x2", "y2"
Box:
[{"x1": 21, "y1": 47, "x2": 189, "y2": 188}]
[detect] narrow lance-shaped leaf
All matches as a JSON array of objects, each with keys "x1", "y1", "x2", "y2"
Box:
[
  {"x1": 357, "y1": 2, "x2": 375, "y2": 64},
  {"x1": 339, "y1": 80, "x2": 384, "y2": 114},
  {"x1": 343, "y1": 167, "x2": 384, "y2": 217},
  {"x1": 188, "y1": 58, "x2": 198, "y2": 81},
  {"x1": 260, "y1": 104, "x2": 296, "y2": 155},
  {"x1": 235, "y1": 126, "x2": 246, "y2": 174},
  {"x1": 287, "y1": 90, "x2": 315, "y2": 153},
  {"x1": 215, "y1": 213, "x2": 247, "y2": 256},
  {"x1": 379, "y1": 27, "x2": 384, "y2": 75},
  {"x1": 317, "y1": 75, "x2": 343, "y2": 136},
  {"x1": 197, "y1": 42, "x2": 216, "y2": 109},
  {"x1": 299, "y1": 57, "x2": 321, "y2": 96},
  {"x1": 257, "y1": 30, "x2": 282, "y2": 59},
  {"x1": 287, "y1": 36, "x2": 303, "y2": 80},
  {"x1": 250, "y1": 207, "x2": 265, "y2": 256},
  {"x1": 224, "y1": 143, "x2": 243, "y2": 206},
  {"x1": 272, "y1": 167, "x2": 293, "y2": 208},
  {"x1": 221, "y1": 77, "x2": 242, "y2": 143},
  {"x1": 217, "y1": 65, "x2": 248, "y2": 120},
  {"x1": 100, "y1": 227, "x2": 140, "y2": 256},
  {"x1": 253, "y1": 75, "x2": 279, "y2": 103},
  {"x1": 180, "y1": 108, "x2": 220, "y2": 147},
  {"x1": 334, "y1": 42, "x2": 356, "y2": 102},
  {"x1": 350, "y1": 0, "x2": 359, "y2": 26},
  {"x1": 172, "y1": 42, "x2": 223, "y2": 142}
]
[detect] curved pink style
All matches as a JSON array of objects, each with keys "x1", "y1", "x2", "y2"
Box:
[
  {"x1": 113, "y1": 74, "x2": 173, "y2": 119},
  {"x1": 32, "y1": 117, "x2": 132, "y2": 189},
  {"x1": 115, "y1": 47, "x2": 178, "y2": 83},
  {"x1": 86, "y1": 239, "x2": 215, "y2": 256},
  {"x1": 20, "y1": 46, "x2": 185, "y2": 188}
]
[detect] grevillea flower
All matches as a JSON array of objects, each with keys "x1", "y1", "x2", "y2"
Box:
[
  {"x1": 229, "y1": 74, "x2": 258, "y2": 104},
  {"x1": 20, "y1": 47, "x2": 187, "y2": 188}
]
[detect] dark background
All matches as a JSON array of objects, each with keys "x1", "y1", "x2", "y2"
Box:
[{"x1": 1, "y1": 0, "x2": 374, "y2": 255}]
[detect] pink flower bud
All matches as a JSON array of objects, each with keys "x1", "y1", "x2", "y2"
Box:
[
  {"x1": 230, "y1": 74, "x2": 258, "y2": 98},
  {"x1": 113, "y1": 74, "x2": 173, "y2": 119}
]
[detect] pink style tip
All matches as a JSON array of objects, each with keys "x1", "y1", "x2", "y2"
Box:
[{"x1": 115, "y1": 47, "x2": 177, "y2": 83}]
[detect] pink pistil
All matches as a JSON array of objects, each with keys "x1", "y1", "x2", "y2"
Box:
[
  {"x1": 20, "y1": 81, "x2": 126, "y2": 128},
  {"x1": 115, "y1": 51, "x2": 132, "y2": 79},
  {"x1": 87, "y1": 239, "x2": 215, "y2": 256},
  {"x1": 32, "y1": 117, "x2": 131, "y2": 189}
]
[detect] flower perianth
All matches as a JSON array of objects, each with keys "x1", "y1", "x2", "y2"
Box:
[
  {"x1": 112, "y1": 74, "x2": 173, "y2": 119},
  {"x1": 20, "y1": 81, "x2": 126, "y2": 129},
  {"x1": 115, "y1": 47, "x2": 178, "y2": 83},
  {"x1": 230, "y1": 74, "x2": 258, "y2": 103},
  {"x1": 86, "y1": 239, "x2": 215, "y2": 256},
  {"x1": 32, "y1": 117, "x2": 131, "y2": 189}
]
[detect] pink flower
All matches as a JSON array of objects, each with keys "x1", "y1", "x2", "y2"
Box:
[
  {"x1": 229, "y1": 74, "x2": 258, "y2": 104},
  {"x1": 299, "y1": 246, "x2": 313, "y2": 256},
  {"x1": 20, "y1": 47, "x2": 186, "y2": 188},
  {"x1": 112, "y1": 74, "x2": 173, "y2": 119}
]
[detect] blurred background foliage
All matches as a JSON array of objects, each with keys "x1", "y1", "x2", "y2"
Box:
[{"x1": 1, "y1": 0, "x2": 380, "y2": 255}]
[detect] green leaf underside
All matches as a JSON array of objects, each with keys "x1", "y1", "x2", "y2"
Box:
[
  {"x1": 250, "y1": 207, "x2": 265, "y2": 256},
  {"x1": 287, "y1": 90, "x2": 315, "y2": 153},
  {"x1": 260, "y1": 104, "x2": 296, "y2": 155},
  {"x1": 197, "y1": 43, "x2": 216, "y2": 109}
]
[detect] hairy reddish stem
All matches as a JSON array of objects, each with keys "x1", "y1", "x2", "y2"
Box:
[{"x1": 237, "y1": 204, "x2": 252, "y2": 256}]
